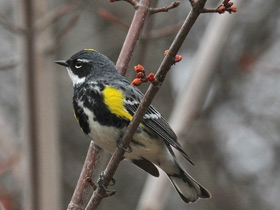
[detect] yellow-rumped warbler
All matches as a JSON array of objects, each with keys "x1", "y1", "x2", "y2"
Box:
[{"x1": 55, "y1": 49, "x2": 210, "y2": 203}]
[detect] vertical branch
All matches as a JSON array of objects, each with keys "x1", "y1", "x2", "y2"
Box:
[
  {"x1": 116, "y1": 0, "x2": 152, "y2": 75},
  {"x1": 68, "y1": 142, "x2": 102, "y2": 210},
  {"x1": 21, "y1": 0, "x2": 38, "y2": 209},
  {"x1": 20, "y1": 0, "x2": 62, "y2": 209}
]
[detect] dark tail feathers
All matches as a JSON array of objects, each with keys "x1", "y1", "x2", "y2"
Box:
[{"x1": 168, "y1": 164, "x2": 211, "y2": 203}]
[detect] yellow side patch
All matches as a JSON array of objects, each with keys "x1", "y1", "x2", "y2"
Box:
[
  {"x1": 103, "y1": 86, "x2": 133, "y2": 120},
  {"x1": 73, "y1": 110, "x2": 79, "y2": 122},
  {"x1": 84, "y1": 48, "x2": 96, "y2": 52}
]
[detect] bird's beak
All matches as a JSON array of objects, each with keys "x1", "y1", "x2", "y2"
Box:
[{"x1": 54, "y1": 60, "x2": 69, "y2": 67}]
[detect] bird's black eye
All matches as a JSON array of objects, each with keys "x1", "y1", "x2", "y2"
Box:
[{"x1": 75, "y1": 60, "x2": 83, "y2": 69}]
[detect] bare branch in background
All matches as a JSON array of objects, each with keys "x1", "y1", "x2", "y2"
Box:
[
  {"x1": 0, "y1": 59, "x2": 18, "y2": 70},
  {"x1": 149, "y1": 1, "x2": 180, "y2": 15},
  {"x1": 35, "y1": 0, "x2": 81, "y2": 32},
  {"x1": 67, "y1": 142, "x2": 102, "y2": 210},
  {"x1": 142, "y1": 22, "x2": 183, "y2": 40},
  {"x1": 98, "y1": 7, "x2": 181, "y2": 40},
  {"x1": 45, "y1": 14, "x2": 80, "y2": 54},
  {"x1": 0, "y1": 13, "x2": 25, "y2": 35},
  {"x1": 98, "y1": 8, "x2": 130, "y2": 31},
  {"x1": 0, "y1": 154, "x2": 19, "y2": 176}
]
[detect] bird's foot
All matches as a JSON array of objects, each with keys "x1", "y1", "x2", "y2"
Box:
[
  {"x1": 97, "y1": 171, "x2": 116, "y2": 197},
  {"x1": 117, "y1": 138, "x2": 132, "y2": 153},
  {"x1": 86, "y1": 177, "x2": 97, "y2": 190}
]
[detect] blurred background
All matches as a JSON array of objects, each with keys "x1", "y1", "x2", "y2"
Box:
[{"x1": 1, "y1": 0, "x2": 280, "y2": 209}]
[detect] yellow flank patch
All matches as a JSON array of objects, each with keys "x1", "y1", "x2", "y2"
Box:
[
  {"x1": 73, "y1": 110, "x2": 79, "y2": 122},
  {"x1": 84, "y1": 48, "x2": 96, "y2": 51},
  {"x1": 103, "y1": 86, "x2": 133, "y2": 120}
]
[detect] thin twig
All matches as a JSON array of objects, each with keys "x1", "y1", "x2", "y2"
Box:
[
  {"x1": 45, "y1": 14, "x2": 80, "y2": 54},
  {"x1": 35, "y1": 0, "x2": 81, "y2": 32},
  {"x1": 0, "y1": 154, "x2": 19, "y2": 176},
  {"x1": 201, "y1": 8, "x2": 219, "y2": 13},
  {"x1": 142, "y1": 22, "x2": 183, "y2": 40},
  {"x1": 98, "y1": 8, "x2": 130, "y2": 31},
  {"x1": 67, "y1": 142, "x2": 102, "y2": 210},
  {"x1": 0, "y1": 13, "x2": 25, "y2": 35},
  {"x1": 111, "y1": 0, "x2": 139, "y2": 9},
  {"x1": 56, "y1": 15, "x2": 80, "y2": 44},
  {"x1": 149, "y1": 1, "x2": 180, "y2": 15},
  {"x1": 124, "y1": 0, "x2": 139, "y2": 8},
  {"x1": 85, "y1": 0, "x2": 207, "y2": 209},
  {"x1": 0, "y1": 59, "x2": 18, "y2": 70},
  {"x1": 116, "y1": 0, "x2": 152, "y2": 75}
]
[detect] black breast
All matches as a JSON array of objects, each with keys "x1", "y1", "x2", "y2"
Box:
[{"x1": 73, "y1": 83, "x2": 130, "y2": 135}]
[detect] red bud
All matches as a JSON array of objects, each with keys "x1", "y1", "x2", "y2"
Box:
[
  {"x1": 231, "y1": 6, "x2": 237, "y2": 12},
  {"x1": 136, "y1": 72, "x2": 145, "y2": 78},
  {"x1": 131, "y1": 78, "x2": 142, "y2": 86},
  {"x1": 217, "y1": 5, "x2": 226, "y2": 14},
  {"x1": 134, "y1": 64, "x2": 145, "y2": 73},
  {"x1": 175, "y1": 55, "x2": 182, "y2": 62},
  {"x1": 147, "y1": 73, "x2": 155, "y2": 83}
]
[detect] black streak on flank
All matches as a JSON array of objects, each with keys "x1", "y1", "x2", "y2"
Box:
[{"x1": 73, "y1": 83, "x2": 130, "y2": 135}]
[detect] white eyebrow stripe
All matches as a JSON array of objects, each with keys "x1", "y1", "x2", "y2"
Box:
[{"x1": 77, "y1": 58, "x2": 90, "y2": 63}]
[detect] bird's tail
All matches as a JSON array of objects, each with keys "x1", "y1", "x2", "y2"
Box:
[{"x1": 167, "y1": 162, "x2": 211, "y2": 203}]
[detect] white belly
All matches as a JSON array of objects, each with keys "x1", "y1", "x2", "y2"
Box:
[
  {"x1": 80, "y1": 101, "x2": 169, "y2": 162},
  {"x1": 89, "y1": 124, "x2": 168, "y2": 163}
]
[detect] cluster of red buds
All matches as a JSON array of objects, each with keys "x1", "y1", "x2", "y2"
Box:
[
  {"x1": 164, "y1": 50, "x2": 182, "y2": 63},
  {"x1": 131, "y1": 64, "x2": 156, "y2": 86},
  {"x1": 217, "y1": 0, "x2": 237, "y2": 14}
]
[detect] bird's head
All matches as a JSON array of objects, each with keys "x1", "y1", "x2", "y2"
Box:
[{"x1": 55, "y1": 49, "x2": 117, "y2": 86}]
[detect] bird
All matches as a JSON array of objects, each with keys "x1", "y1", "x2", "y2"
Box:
[{"x1": 55, "y1": 49, "x2": 211, "y2": 203}]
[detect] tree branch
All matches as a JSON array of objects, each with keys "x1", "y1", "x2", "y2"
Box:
[
  {"x1": 116, "y1": 0, "x2": 152, "y2": 75},
  {"x1": 45, "y1": 14, "x2": 80, "y2": 54},
  {"x1": 67, "y1": 142, "x2": 102, "y2": 210},
  {"x1": 0, "y1": 59, "x2": 18, "y2": 70},
  {"x1": 35, "y1": 0, "x2": 81, "y2": 32},
  {"x1": 84, "y1": 0, "x2": 207, "y2": 209},
  {"x1": 98, "y1": 8, "x2": 130, "y2": 31},
  {"x1": 0, "y1": 13, "x2": 25, "y2": 35},
  {"x1": 142, "y1": 22, "x2": 183, "y2": 40},
  {"x1": 110, "y1": 0, "x2": 139, "y2": 9},
  {"x1": 149, "y1": 1, "x2": 180, "y2": 15}
]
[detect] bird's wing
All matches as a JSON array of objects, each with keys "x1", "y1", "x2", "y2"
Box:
[
  {"x1": 131, "y1": 158, "x2": 160, "y2": 177},
  {"x1": 124, "y1": 87, "x2": 194, "y2": 165}
]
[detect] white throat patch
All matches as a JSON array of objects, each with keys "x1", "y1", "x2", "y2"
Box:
[{"x1": 66, "y1": 67, "x2": 85, "y2": 86}]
